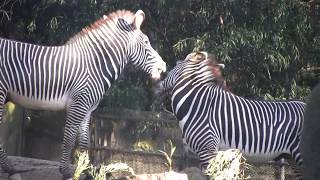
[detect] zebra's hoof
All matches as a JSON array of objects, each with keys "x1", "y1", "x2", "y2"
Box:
[
  {"x1": 9, "y1": 173, "x2": 22, "y2": 180},
  {"x1": 62, "y1": 172, "x2": 73, "y2": 180}
]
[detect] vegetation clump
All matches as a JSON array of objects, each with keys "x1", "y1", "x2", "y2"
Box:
[
  {"x1": 74, "y1": 151, "x2": 134, "y2": 180},
  {"x1": 205, "y1": 149, "x2": 250, "y2": 180}
]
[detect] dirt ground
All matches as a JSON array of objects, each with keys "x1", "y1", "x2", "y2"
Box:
[
  {"x1": 0, "y1": 156, "x2": 298, "y2": 180},
  {"x1": 0, "y1": 156, "x2": 205, "y2": 180},
  {"x1": 0, "y1": 156, "x2": 63, "y2": 180}
]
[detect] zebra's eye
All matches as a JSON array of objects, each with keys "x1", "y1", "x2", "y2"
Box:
[{"x1": 145, "y1": 40, "x2": 149, "y2": 44}]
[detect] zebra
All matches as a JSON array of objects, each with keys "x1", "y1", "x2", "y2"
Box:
[
  {"x1": 0, "y1": 9, "x2": 166, "y2": 180},
  {"x1": 156, "y1": 51, "x2": 305, "y2": 177}
]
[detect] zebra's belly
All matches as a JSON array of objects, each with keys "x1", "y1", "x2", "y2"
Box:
[
  {"x1": 8, "y1": 91, "x2": 70, "y2": 111},
  {"x1": 218, "y1": 142, "x2": 290, "y2": 163}
]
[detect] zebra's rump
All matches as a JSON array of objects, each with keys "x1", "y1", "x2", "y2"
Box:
[{"x1": 8, "y1": 91, "x2": 70, "y2": 111}]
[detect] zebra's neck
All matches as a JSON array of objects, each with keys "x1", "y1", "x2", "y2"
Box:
[
  {"x1": 171, "y1": 60, "x2": 226, "y2": 121},
  {"x1": 70, "y1": 27, "x2": 130, "y2": 90},
  {"x1": 173, "y1": 60, "x2": 220, "y2": 93}
]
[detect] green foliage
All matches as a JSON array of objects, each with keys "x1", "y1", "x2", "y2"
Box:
[
  {"x1": 0, "y1": 0, "x2": 20, "y2": 22},
  {"x1": 99, "y1": 69, "x2": 153, "y2": 110},
  {"x1": 169, "y1": 0, "x2": 318, "y2": 100},
  {"x1": 1, "y1": 0, "x2": 318, "y2": 109}
]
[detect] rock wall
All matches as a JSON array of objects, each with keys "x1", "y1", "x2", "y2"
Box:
[
  {"x1": 301, "y1": 82, "x2": 320, "y2": 180},
  {"x1": 24, "y1": 110, "x2": 65, "y2": 161}
]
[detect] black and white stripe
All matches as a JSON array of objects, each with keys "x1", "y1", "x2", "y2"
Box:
[
  {"x1": 157, "y1": 51, "x2": 304, "y2": 175},
  {"x1": 0, "y1": 10, "x2": 166, "y2": 180}
]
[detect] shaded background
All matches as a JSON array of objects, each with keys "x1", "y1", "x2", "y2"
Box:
[{"x1": 0, "y1": 0, "x2": 319, "y2": 178}]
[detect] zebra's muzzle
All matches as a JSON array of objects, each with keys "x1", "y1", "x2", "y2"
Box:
[{"x1": 151, "y1": 61, "x2": 166, "y2": 81}]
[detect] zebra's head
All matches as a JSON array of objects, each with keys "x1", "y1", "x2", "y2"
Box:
[
  {"x1": 155, "y1": 51, "x2": 225, "y2": 95},
  {"x1": 155, "y1": 60, "x2": 185, "y2": 96},
  {"x1": 127, "y1": 10, "x2": 167, "y2": 81}
]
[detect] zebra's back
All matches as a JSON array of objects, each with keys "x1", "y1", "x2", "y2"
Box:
[
  {"x1": 0, "y1": 38, "x2": 88, "y2": 110},
  {"x1": 212, "y1": 93, "x2": 305, "y2": 161}
]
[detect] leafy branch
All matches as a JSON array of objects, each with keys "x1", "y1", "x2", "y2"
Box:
[{"x1": 0, "y1": 0, "x2": 20, "y2": 22}]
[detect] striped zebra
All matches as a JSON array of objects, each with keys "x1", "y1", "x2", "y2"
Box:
[
  {"x1": 156, "y1": 51, "x2": 305, "y2": 176},
  {"x1": 0, "y1": 10, "x2": 166, "y2": 180}
]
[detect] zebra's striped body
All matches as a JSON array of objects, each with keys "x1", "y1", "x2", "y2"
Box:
[
  {"x1": 0, "y1": 10, "x2": 166, "y2": 180},
  {"x1": 157, "y1": 52, "x2": 304, "y2": 173}
]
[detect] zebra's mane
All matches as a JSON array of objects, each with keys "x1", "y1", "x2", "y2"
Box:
[
  {"x1": 67, "y1": 10, "x2": 135, "y2": 44},
  {"x1": 185, "y1": 52, "x2": 226, "y2": 88}
]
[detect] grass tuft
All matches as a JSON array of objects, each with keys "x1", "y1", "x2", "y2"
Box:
[
  {"x1": 74, "y1": 150, "x2": 90, "y2": 180},
  {"x1": 158, "y1": 139, "x2": 176, "y2": 171}
]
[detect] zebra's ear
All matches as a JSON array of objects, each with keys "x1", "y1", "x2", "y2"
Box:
[
  {"x1": 189, "y1": 52, "x2": 207, "y2": 62},
  {"x1": 185, "y1": 53, "x2": 195, "y2": 61},
  {"x1": 133, "y1": 10, "x2": 145, "y2": 29}
]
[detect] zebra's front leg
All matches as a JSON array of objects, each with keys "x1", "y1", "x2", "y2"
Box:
[
  {"x1": 195, "y1": 133, "x2": 220, "y2": 171},
  {"x1": 59, "y1": 99, "x2": 90, "y2": 180},
  {"x1": 77, "y1": 114, "x2": 91, "y2": 151},
  {"x1": 75, "y1": 114, "x2": 94, "y2": 180},
  {"x1": 198, "y1": 147, "x2": 218, "y2": 171}
]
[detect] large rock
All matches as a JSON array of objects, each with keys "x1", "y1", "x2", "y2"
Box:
[
  {"x1": 0, "y1": 156, "x2": 63, "y2": 180},
  {"x1": 301, "y1": 83, "x2": 320, "y2": 179}
]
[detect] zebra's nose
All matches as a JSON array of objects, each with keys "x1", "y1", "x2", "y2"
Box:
[
  {"x1": 151, "y1": 58, "x2": 166, "y2": 81},
  {"x1": 162, "y1": 62, "x2": 167, "y2": 72}
]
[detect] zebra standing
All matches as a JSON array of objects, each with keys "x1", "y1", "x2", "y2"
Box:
[
  {"x1": 156, "y1": 51, "x2": 305, "y2": 176},
  {"x1": 0, "y1": 10, "x2": 166, "y2": 180}
]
